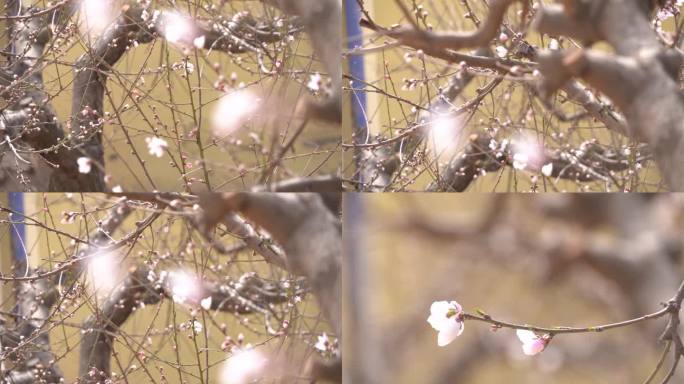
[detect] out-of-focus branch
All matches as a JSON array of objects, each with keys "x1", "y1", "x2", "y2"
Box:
[
  {"x1": 219, "y1": 213, "x2": 288, "y2": 269},
  {"x1": 198, "y1": 193, "x2": 341, "y2": 335},
  {"x1": 532, "y1": 3, "x2": 600, "y2": 44},
  {"x1": 533, "y1": 0, "x2": 684, "y2": 190},
  {"x1": 267, "y1": 0, "x2": 341, "y2": 123},
  {"x1": 250, "y1": 175, "x2": 343, "y2": 212}
]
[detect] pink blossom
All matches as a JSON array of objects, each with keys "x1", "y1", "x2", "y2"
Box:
[
  {"x1": 516, "y1": 329, "x2": 549, "y2": 356},
  {"x1": 427, "y1": 301, "x2": 465, "y2": 346}
]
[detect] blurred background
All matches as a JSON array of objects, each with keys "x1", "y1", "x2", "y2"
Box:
[
  {"x1": 0, "y1": 193, "x2": 334, "y2": 382},
  {"x1": 344, "y1": 194, "x2": 684, "y2": 383}
]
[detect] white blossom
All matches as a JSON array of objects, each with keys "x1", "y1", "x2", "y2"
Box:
[
  {"x1": 495, "y1": 45, "x2": 508, "y2": 58},
  {"x1": 548, "y1": 39, "x2": 560, "y2": 50},
  {"x1": 201, "y1": 296, "x2": 213, "y2": 310},
  {"x1": 193, "y1": 35, "x2": 206, "y2": 49},
  {"x1": 146, "y1": 137, "x2": 168, "y2": 158},
  {"x1": 315, "y1": 333, "x2": 330, "y2": 352},
  {"x1": 307, "y1": 73, "x2": 322, "y2": 92},
  {"x1": 513, "y1": 153, "x2": 529, "y2": 170},
  {"x1": 78, "y1": 157, "x2": 92, "y2": 174},
  {"x1": 192, "y1": 320, "x2": 203, "y2": 333},
  {"x1": 427, "y1": 301, "x2": 465, "y2": 347}
]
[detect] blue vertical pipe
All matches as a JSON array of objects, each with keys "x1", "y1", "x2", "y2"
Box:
[
  {"x1": 345, "y1": 0, "x2": 369, "y2": 182},
  {"x1": 8, "y1": 192, "x2": 27, "y2": 265}
]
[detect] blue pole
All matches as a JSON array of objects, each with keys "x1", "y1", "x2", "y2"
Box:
[
  {"x1": 8, "y1": 192, "x2": 27, "y2": 265},
  {"x1": 345, "y1": 0, "x2": 369, "y2": 182}
]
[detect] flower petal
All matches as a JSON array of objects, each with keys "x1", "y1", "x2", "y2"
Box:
[
  {"x1": 427, "y1": 313, "x2": 446, "y2": 331},
  {"x1": 427, "y1": 301, "x2": 452, "y2": 330},
  {"x1": 430, "y1": 300, "x2": 451, "y2": 314},
  {"x1": 200, "y1": 296, "x2": 212, "y2": 310},
  {"x1": 437, "y1": 321, "x2": 463, "y2": 347},
  {"x1": 522, "y1": 339, "x2": 546, "y2": 356},
  {"x1": 516, "y1": 329, "x2": 537, "y2": 343}
]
